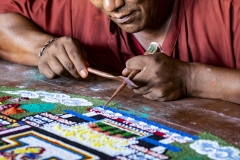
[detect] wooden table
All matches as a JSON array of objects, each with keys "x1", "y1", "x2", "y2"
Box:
[{"x1": 0, "y1": 60, "x2": 239, "y2": 147}]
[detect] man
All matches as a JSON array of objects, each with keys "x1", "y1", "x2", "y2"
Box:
[{"x1": 0, "y1": 0, "x2": 240, "y2": 104}]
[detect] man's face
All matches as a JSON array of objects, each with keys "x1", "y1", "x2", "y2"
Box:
[{"x1": 89, "y1": 0, "x2": 161, "y2": 33}]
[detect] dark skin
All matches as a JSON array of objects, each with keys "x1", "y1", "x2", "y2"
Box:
[{"x1": 0, "y1": 0, "x2": 240, "y2": 104}]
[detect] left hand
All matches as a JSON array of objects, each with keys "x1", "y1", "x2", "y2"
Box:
[{"x1": 122, "y1": 52, "x2": 191, "y2": 101}]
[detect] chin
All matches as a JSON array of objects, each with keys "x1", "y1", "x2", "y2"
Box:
[{"x1": 118, "y1": 24, "x2": 143, "y2": 33}]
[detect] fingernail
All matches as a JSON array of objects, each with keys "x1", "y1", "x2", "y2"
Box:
[{"x1": 80, "y1": 69, "x2": 88, "y2": 78}]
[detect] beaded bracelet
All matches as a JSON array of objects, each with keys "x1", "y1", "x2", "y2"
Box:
[{"x1": 39, "y1": 37, "x2": 59, "y2": 57}]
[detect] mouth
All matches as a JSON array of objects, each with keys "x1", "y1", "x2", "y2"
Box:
[{"x1": 111, "y1": 11, "x2": 136, "y2": 24}]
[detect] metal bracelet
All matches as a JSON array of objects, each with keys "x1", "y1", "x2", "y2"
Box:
[{"x1": 39, "y1": 37, "x2": 58, "y2": 58}]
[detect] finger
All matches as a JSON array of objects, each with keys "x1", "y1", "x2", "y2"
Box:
[
  {"x1": 123, "y1": 54, "x2": 152, "y2": 78},
  {"x1": 125, "y1": 55, "x2": 150, "y2": 70},
  {"x1": 141, "y1": 84, "x2": 166, "y2": 101},
  {"x1": 126, "y1": 68, "x2": 153, "y2": 90},
  {"x1": 77, "y1": 43, "x2": 89, "y2": 67},
  {"x1": 131, "y1": 79, "x2": 156, "y2": 95},
  {"x1": 143, "y1": 88, "x2": 184, "y2": 102},
  {"x1": 47, "y1": 56, "x2": 73, "y2": 77},
  {"x1": 122, "y1": 68, "x2": 133, "y2": 77},
  {"x1": 64, "y1": 39, "x2": 88, "y2": 78},
  {"x1": 126, "y1": 79, "x2": 145, "y2": 89},
  {"x1": 55, "y1": 47, "x2": 81, "y2": 78},
  {"x1": 133, "y1": 85, "x2": 151, "y2": 95},
  {"x1": 38, "y1": 61, "x2": 60, "y2": 79},
  {"x1": 143, "y1": 92, "x2": 165, "y2": 101}
]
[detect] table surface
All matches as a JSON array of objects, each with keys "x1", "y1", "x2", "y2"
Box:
[{"x1": 0, "y1": 60, "x2": 239, "y2": 147}]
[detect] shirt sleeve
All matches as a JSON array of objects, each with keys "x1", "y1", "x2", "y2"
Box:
[
  {"x1": 0, "y1": 0, "x2": 73, "y2": 36},
  {"x1": 232, "y1": 1, "x2": 240, "y2": 68}
]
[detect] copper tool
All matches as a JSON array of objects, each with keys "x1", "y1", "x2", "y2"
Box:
[
  {"x1": 104, "y1": 42, "x2": 161, "y2": 106},
  {"x1": 87, "y1": 67, "x2": 137, "y2": 88}
]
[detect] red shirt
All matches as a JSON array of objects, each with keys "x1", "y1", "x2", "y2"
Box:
[
  {"x1": 0, "y1": 0, "x2": 240, "y2": 72},
  {"x1": 166, "y1": 0, "x2": 240, "y2": 69}
]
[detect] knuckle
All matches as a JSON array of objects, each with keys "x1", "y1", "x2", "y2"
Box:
[
  {"x1": 38, "y1": 62, "x2": 46, "y2": 74},
  {"x1": 148, "y1": 95, "x2": 158, "y2": 101},
  {"x1": 125, "y1": 60, "x2": 131, "y2": 67},
  {"x1": 65, "y1": 62, "x2": 75, "y2": 71},
  {"x1": 54, "y1": 67, "x2": 66, "y2": 75},
  {"x1": 126, "y1": 57, "x2": 137, "y2": 68},
  {"x1": 45, "y1": 72, "x2": 57, "y2": 79},
  {"x1": 42, "y1": 45, "x2": 59, "y2": 57},
  {"x1": 50, "y1": 43, "x2": 59, "y2": 50},
  {"x1": 158, "y1": 97, "x2": 168, "y2": 102},
  {"x1": 42, "y1": 50, "x2": 52, "y2": 56},
  {"x1": 61, "y1": 36, "x2": 72, "y2": 41},
  {"x1": 133, "y1": 88, "x2": 141, "y2": 94},
  {"x1": 133, "y1": 89, "x2": 139, "y2": 94},
  {"x1": 144, "y1": 90, "x2": 165, "y2": 101},
  {"x1": 157, "y1": 90, "x2": 165, "y2": 97},
  {"x1": 68, "y1": 48, "x2": 79, "y2": 58},
  {"x1": 62, "y1": 36, "x2": 75, "y2": 44}
]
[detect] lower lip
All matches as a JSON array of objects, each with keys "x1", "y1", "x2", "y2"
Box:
[{"x1": 114, "y1": 12, "x2": 135, "y2": 24}]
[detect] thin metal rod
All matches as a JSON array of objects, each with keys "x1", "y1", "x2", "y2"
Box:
[
  {"x1": 104, "y1": 70, "x2": 139, "y2": 106},
  {"x1": 104, "y1": 82, "x2": 127, "y2": 106}
]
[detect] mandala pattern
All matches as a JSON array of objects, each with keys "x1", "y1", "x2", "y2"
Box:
[{"x1": 0, "y1": 87, "x2": 239, "y2": 159}]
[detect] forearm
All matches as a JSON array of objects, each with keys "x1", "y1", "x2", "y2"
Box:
[
  {"x1": 0, "y1": 13, "x2": 54, "y2": 66},
  {"x1": 187, "y1": 62, "x2": 240, "y2": 104}
]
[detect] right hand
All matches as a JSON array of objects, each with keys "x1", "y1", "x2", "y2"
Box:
[
  {"x1": 38, "y1": 36, "x2": 89, "y2": 79},
  {"x1": 122, "y1": 52, "x2": 190, "y2": 102}
]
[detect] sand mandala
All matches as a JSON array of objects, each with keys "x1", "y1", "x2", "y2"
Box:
[{"x1": 0, "y1": 86, "x2": 239, "y2": 159}]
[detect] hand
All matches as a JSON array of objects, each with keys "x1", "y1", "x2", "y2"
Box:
[
  {"x1": 122, "y1": 52, "x2": 191, "y2": 101},
  {"x1": 38, "y1": 36, "x2": 89, "y2": 79}
]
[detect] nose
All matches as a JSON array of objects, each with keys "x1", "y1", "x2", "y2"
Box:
[{"x1": 103, "y1": 0, "x2": 125, "y2": 12}]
